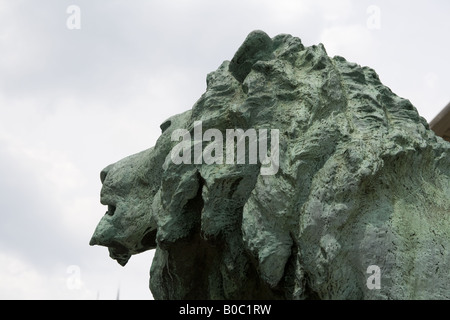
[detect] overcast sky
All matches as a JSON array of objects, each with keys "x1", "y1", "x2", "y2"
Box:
[{"x1": 0, "y1": 0, "x2": 448, "y2": 300}]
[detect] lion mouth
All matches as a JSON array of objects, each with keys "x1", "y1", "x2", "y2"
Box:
[
  {"x1": 89, "y1": 233, "x2": 132, "y2": 266},
  {"x1": 90, "y1": 201, "x2": 157, "y2": 266},
  {"x1": 106, "y1": 204, "x2": 116, "y2": 216},
  {"x1": 89, "y1": 203, "x2": 131, "y2": 265}
]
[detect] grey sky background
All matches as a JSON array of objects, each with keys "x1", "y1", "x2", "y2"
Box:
[{"x1": 0, "y1": 0, "x2": 448, "y2": 299}]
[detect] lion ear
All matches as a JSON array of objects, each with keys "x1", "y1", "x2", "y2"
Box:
[{"x1": 100, "y1": 164, "x2": 115, "y2": 184}]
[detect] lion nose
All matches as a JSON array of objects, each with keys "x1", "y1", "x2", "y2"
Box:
[
  {"x1": 89, "y1": 235, "x2": 98, "y2": 246},
  {"x1": 89, "y1": 214, "x2": 115, "y2": 247},
  {"x1": 100, "y1": 164, "x2": 115, "y2": 184}
]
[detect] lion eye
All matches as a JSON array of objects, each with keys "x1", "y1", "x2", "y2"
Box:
[
  {"x1": 160, "y1": 119, "x2": 171, "y2": 133},
  {"x1": 106, "y1": 205, "x2": 116, "y2": 216}
]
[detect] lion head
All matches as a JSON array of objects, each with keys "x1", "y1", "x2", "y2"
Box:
[{"x1": 90, "y1": 31, "x2": 450, "y2": 299}]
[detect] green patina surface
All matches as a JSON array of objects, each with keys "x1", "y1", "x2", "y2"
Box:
[{"x1": 90, "y1": 31, "x2": 450, "y2": 299}]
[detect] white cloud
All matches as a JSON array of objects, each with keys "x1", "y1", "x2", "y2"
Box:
[
  {"x1": 0, "y1": 252, "x2": 95, "y2": 300},
  {"x1": 259, "y1": 0, "x2": 315, "y2": 24},
  {"x1": 0, "y1": 1, "x2": 55, "y2": 80},
  {"x1": 424, "y1": 72, "x2": 439, "y2": 89},
  {"x1": 0, "y1": 246, "x2": 155, "y2": 299},
  {"x1": 316, "y1": 0, "x2": 353, "y2": 22},
  {"x1": 319, "y1": 24, "x2": 378, "y2": 62}
]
